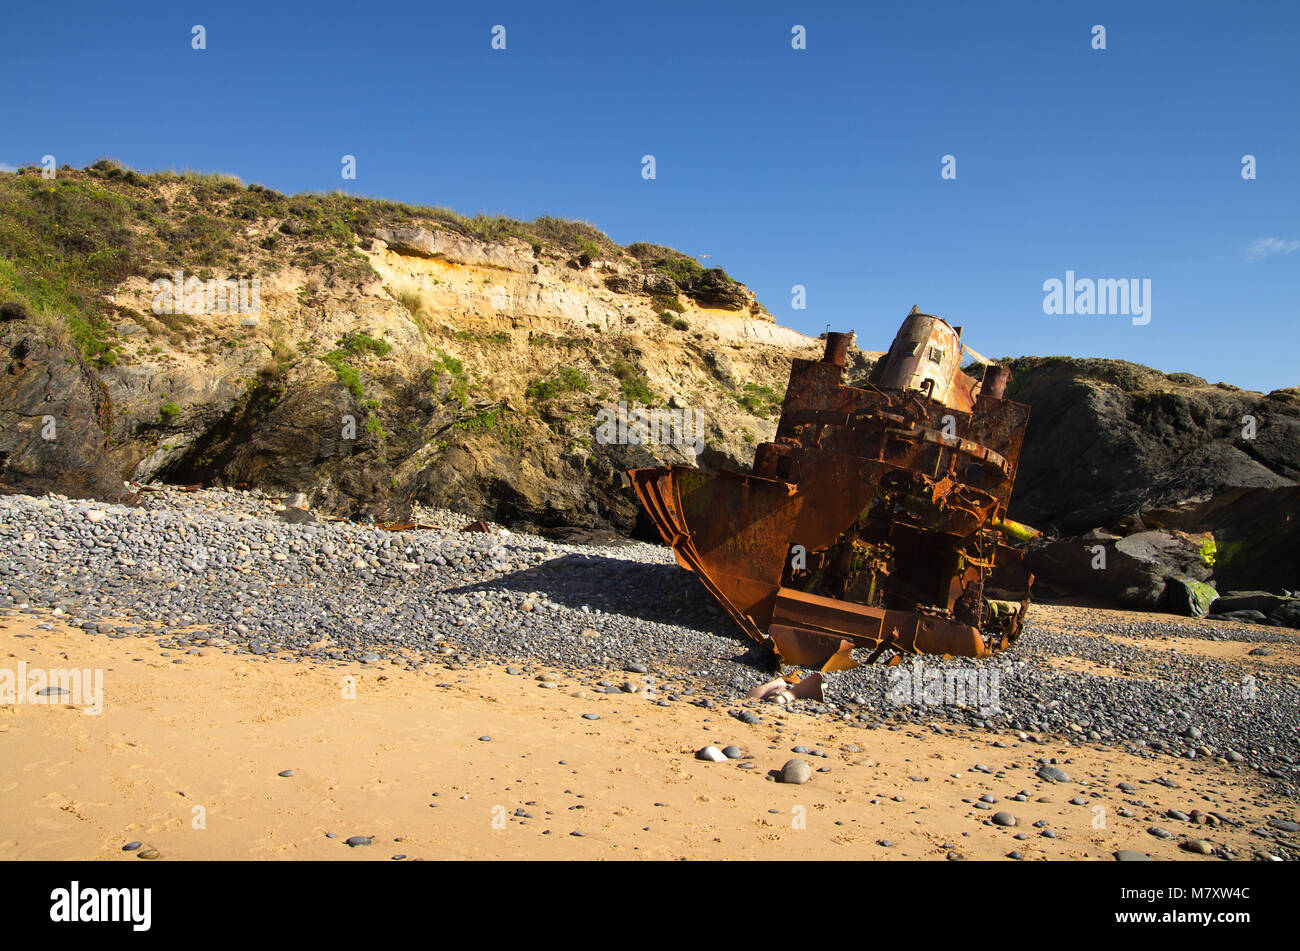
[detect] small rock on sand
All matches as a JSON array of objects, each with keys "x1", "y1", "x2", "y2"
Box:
[{"x1": 779, "y1": 759, "x2": 812, "y2": 784}]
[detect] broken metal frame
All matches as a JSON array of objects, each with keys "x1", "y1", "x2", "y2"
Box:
[{"x1": 628, "y1": 309, "x2": 1038, "y2": 672}]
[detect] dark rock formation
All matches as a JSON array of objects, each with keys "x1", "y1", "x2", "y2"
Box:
[
  {"x1": 686, "y1": 269, "x2": 750, "y2": 310},
  {"x1": 1029, "y1": 529, "x2": 1215, "y2": 610},
  {"x1": 1005, "y1": 358, "x2": 1298, "y2": 609},
  {"x1": 1006, "y1": 358, "x2": 1299, "y2": 535},
  {"x1": 0, "y1": 324, "x2": 135, "y2": 504}
]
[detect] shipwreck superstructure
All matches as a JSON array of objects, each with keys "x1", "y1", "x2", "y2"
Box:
[{"x1": 628, "y1": 307, "x2": 1038, "y2": 671}]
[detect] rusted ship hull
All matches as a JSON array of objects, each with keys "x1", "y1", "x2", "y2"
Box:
[{"x1": 629, "y1": 310, "x2": 1037, "y2": 671}]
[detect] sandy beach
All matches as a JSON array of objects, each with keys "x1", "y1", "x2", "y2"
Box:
[{"x1": 2, "y1": 606, "x2": 1292, "y2": 861}]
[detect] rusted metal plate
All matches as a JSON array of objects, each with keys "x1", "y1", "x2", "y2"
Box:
[{"x1": 628, "y1": 310, "x2": 1036, "y2": 670}]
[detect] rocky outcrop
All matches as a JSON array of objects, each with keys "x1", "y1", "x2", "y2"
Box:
[
  {"x1": 686, "y1": 268, "x2": 752, "y2": 310},
  {"x1": 1028, "y1": 528, "x2": 1215, "y2": 610},
  {"x1": 372, "y1": 226, "x2": 529, "y2": 272},
  {"x1": 0, "y1": 167, "x2": 817, "y2": 536},
  {"x1": 1006, "y1": 358, "x2": 1300, "y2": 534},
  {"x1": 0, "y1": 324, "x2": 135, "y2": 504},
  {"x1": 1006, "y1": 359, "x2": 1300, "y2": 612}
]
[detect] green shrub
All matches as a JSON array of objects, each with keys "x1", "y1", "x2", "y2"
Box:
[
  {"x1": 338, "y1": 332, "x2": 391, "y2": 356},
  {"x1": 619, "y1": 374, "x2": 656, "y2": 406},
  {"x1": 432, "y1": 350, "x2": 463, "y2": 376},
  {"x1": 735, "y1": 382, "x2": 784, "y2": 416},
  {"x1": 1198, "y1": 537, "x2": 1217, "y2": 567},
  {"x1": 454, "y1": 329, "x2": 511, "y2": 344},
  {"x1": 431, "y1": 350, "x2": 469, "y2": 406},
  {"x1": 321, "y1": 350, "x2": 362, "y2": 398},
  {"x1": 456, "y1": 408, "x2": 501, "y2": 432},
  {"x1": 650, "y1": 255, "x2": 703, "y2": 290},
  {"x1": 526, "y1": 366, "x2": 590, "y2": 401}
]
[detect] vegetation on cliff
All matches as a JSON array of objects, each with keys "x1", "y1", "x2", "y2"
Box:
[{"x1": 0, "y1": 160, "x2": 746, "y2": 372}]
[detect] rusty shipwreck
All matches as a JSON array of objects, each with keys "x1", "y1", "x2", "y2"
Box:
[{"x1": 628, "y1": 307, "x2": 1038, "y2": 672}]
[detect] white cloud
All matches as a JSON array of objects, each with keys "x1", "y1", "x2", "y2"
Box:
[
  {"x1": 0, "y1": 162, "x2": 19, "y2": 173},
  {"x1": 1244, "y1": 237, "x2": 1300, "y2": 260}
]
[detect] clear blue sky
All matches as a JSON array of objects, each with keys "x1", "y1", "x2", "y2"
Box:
[{"x1": 5, "y1": 0, "x2": 1297, "y2": 390}]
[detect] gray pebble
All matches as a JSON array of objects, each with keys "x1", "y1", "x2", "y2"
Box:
[{"x1": 778, "y1": 759, "x2": 812, "y2": 784}]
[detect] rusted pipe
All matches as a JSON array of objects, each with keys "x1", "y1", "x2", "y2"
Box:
[{"x1": 822, "y1": 332, "x2": 850, "y2": 367}]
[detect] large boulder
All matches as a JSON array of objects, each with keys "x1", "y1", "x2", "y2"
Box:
[
  {"x1": 1271, "y1": 600, "x2": 1300, "y2": 628},
  {"x1": 216, "y1": 380, "x2": 410, "y2": 522},
  {"x1": 0, "y1": 324, "x2": 135, "y2": 504},
  {"x1": 1209, "y1": 591, "x2": 1292, "y2": 615},
  {"x1": 1028, "y1": 529, "x2": 1215, "y2": 610},
  {"x1": 1161, "y1": 578, "x2": 1218, "y2": 617},
  {"x1": 1006, "y1": 359, "x2": 1300, "y2": 536}
]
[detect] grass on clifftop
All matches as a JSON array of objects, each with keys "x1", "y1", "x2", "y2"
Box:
[{"x1": 0, "y1": 159, "x2": 729, "y2": 368}]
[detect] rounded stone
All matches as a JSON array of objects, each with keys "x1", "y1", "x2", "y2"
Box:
[
  {"x1": 778, "y1": 759, "x2": 812, "y2": 784},
  {"x1": 1036, "y1": 765, "x2": 1070, "y2": 783}
]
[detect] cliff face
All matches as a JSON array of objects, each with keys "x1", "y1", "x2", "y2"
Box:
[{"x1": 0, "y1": 164, "x2": 834, "y2": 538}]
